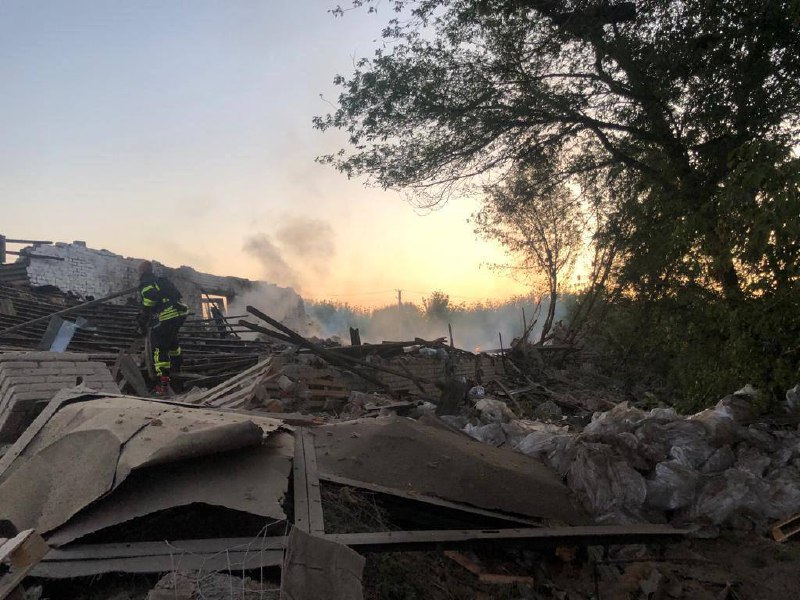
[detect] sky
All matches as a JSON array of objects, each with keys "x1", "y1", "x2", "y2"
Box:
[{"x1": 0, "y1": 0, "x2": 531, "y2": 307}]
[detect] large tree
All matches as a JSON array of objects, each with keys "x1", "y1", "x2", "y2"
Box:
[{"x1": 316, "y1": 0, "x2": 800, "y2": 302}]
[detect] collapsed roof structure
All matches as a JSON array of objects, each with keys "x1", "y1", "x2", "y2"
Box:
[
  {"x1": 1, "y1": 236, "x2": 797, "y2": 599},
  {"x1": 0, "y1": 388, "x2": 683, "y2": 595}
]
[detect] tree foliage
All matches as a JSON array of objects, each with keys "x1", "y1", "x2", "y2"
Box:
[
  {"x1": 317, "y1": 0, "x2": 800, "y2": 403},
  {"x1": 423, "y1": 290, "x2": 458, "y2": 320},
  {"x1": 316, "y1": 0, "x2": 800, "y2": 301}
]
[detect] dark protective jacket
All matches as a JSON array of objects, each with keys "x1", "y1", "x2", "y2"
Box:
[{"x1": 138, "y1": 273, "x2": 190, "y2": 324}]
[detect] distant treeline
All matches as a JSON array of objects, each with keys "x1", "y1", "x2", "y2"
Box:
[{"x1": 305, "y1": 291, "x2": 570, "y2": 353}]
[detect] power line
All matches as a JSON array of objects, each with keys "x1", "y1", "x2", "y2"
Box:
[
  {"x1": 303, "y1": 289, "x2": 396, "y2": 298},
  {"x1": 304, "y1": 288, "x2": 528, "y2": 303},
  {"x1": 401, "y1": 289, "x2": 495, "y2": 301}
]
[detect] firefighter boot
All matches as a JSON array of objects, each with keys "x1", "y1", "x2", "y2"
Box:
[{"x1": 154, "y1": 375, "x2": 171, "y2": 397}]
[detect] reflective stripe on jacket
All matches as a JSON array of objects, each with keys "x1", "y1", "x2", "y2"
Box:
[{"x1": 139, "y1": 276, "x2": 190, "y2": 322}]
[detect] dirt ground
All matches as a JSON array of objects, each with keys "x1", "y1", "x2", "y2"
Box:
[{"x1": 360, "y1": 533, "x2": 800, "y2": 600}]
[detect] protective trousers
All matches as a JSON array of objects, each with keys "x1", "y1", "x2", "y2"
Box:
[{"x1": 149, "y1": 315, "x2": 186, "y2": 376}]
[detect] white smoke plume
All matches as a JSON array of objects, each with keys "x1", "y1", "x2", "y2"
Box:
[{"x1": 305, "y1": 295, "x2": 572, "y2": 352}]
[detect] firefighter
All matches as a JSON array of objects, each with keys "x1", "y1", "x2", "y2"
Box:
[{"x1": 136, "y1": 260, "x2": 189, "y2": 395}]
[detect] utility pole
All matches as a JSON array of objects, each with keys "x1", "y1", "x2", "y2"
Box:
[{"x1": 395, "y1": 289, "x2": 404, "y2": 339}]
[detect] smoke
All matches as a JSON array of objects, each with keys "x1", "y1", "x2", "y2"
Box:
[
  {"x1": 306, "y1": 296, "x2": 573, "y2": 352},
  {"x1": 275, "y1": 217, "x2": 335, "y2": 272},
  {"x1": 243, "y1": 233, "x2": 301, "y2": 290},
  {"x1": 227, "y1": 282, "x2": 311, "y2": 341},
  {"x1": 243, "y1": 216, "x2": 337, "y2": 292}
]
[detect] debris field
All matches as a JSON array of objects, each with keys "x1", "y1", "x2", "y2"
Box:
[{"x1": 0, "y1": 238, "x2": 799, "y2": 600}]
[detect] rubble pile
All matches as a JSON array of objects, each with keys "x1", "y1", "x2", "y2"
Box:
[
  {"x1": 0, "y1": 249, "x2": 798, "y2": 598},
  {"x1": 461, "y1": 387, "x2": 800, "y2": 534}
]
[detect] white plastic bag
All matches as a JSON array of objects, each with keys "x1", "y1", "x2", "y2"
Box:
[
  {"x1": 584, "y1": 402, "x2": 646, "y2": 436},
  {"x1": 464, "y1": 422, "x2": 507, "y2": 446},
  {"x1": 475, "y1": 398, "x2": 517, "y2": 424},
  {"x1": 566, "y1": 442, "x2": 648, "y2": 516},
  {"x1": 689, "y1": 468, "x2": 767, "y2": 525},
  {"x1": 645, "y1": 461, "x2": 700, "y2": 510}
]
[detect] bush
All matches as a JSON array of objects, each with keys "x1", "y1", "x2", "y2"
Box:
[{"x1": 580, "y1": 285, "x2": 800, "y2": 411}]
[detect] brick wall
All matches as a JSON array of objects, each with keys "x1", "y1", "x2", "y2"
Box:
[
  {"x1": 0, "y1": 351, "x2": 120, "y2": 443},
  {"x1": 21, "y1": 241, "x2": 304, "y2": 322}
]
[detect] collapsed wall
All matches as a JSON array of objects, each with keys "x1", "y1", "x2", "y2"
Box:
[
  {"x1": 18, "y1": 241, "x2": 306, "y2": 325},
  {"x1": 371, "y1": 353, "x2": 506, "y2": 395}
]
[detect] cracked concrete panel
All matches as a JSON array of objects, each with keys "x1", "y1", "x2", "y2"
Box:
[
  {"x1": 314, "y1": 416, "x2": 585, "y2": 524},
  {"x1": 48, "y1": 432, "x2": 294, "y2": 547},
  {"x1": 113, "y1": 410, "x2": 267, "y2": 486},
  {"x1": 0, "y1": 396, "x2": 285, "y2": 535},
  {"x1": 0, "y1": 428, "x2": 121, "y2": 532}
]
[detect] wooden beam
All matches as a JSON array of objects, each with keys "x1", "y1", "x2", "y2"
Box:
[
  {"x1": 38, "y1": 523, "x2": 686, "y2": 563},
  {"x1": 239, "y1": 314, "x2": 392, "y2": 391},
  {"x1": 324, "y1": 524, "x2": 689, "y2": 552},
  {"x1": 293, "y1": 428, "x2": 325, "y2": 535},
  {"x1": 118, "y1": 353, "x2": 149, "y2": 397},
  {"x1": 293, "y1": 429, "x2": 310, "y2": 533},
  {"x1": 302, "y1": 429, "x2": 325, "y2": 535},
  {"x1": 33, "y1": 523, "x2": 688, "y2": 576},
  {"x1": 245, "y1": 305, "x2": 437, "y2": 386},
  {"x1": 2, "y1": 239, "x2": 53, "y2": 245},
  {"x1": 33, "y1": 550, "x2": 282, "y2": 578},
  {"x1": 772, "y1": 512, "x2": 800, "y2": 543}
]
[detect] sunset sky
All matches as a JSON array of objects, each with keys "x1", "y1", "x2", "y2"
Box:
[{"x1": 0, "y1": 1, "x2": 531, "y2": 307}]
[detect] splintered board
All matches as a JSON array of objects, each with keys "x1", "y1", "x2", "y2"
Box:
[{"x1": 0, "y1": 530, "x2": 49, "y2": 600}]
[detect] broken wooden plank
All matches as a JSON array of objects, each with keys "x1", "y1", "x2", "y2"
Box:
[
  {"x1": 444, "y1": 551, "x2": 535, "y2": 586},
  {"x1": 237, "y1": 320, "x2": 295, "y2": 344},
  {"x1": 244, "y1": 307, "x2": 437, "y2": 388},
  {"x1": 495, "y1": 380, "x2": 524, "y2": 416},
  {"x1": 240, "y1": 316, "x2": 393, "y2": 391},
  {"x1": 0, "y1": 530, "x2": 48, "y2": 600},
  {"x1": 34, "y1": 523, "x2": 688, "y2": 578},
  {"x1": 771, "y1": 512, "x2": 800, "y2": 543},
  {"x1": 292, "y1": 428, "x2": 325, "y2": 535},
  {"x1": 444, "y1": 550, "x2": 482, "y2": 576},
  {"x1": 302, "y1": 429, "x2": 325, "y2": 536},
  {"x1": 34, "y1": 547, "x2": 282, "y2": 578},
  {"x1": 325, "y1": 524, "x2": 689, "y2": 552},
  {"x1": 479, "y1": 572, "x2": 535, "y2": 585},
  {"x1": 198, "y1": 358, "x2": 272, "y2": 405},
  {"x1": 293, "y1": 428, "x2": 311, "y2": 533},
  {"x1": 118, "y1": 353, "x2": 149, "y2": 397}
]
